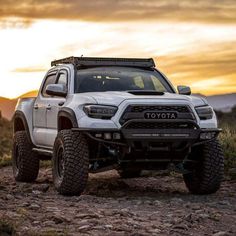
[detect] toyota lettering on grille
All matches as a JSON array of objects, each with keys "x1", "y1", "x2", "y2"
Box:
[{"x1": 144, "y1": 112, "x2": 177, "y2": 119}]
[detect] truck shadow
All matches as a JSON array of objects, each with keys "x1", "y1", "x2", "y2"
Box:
[
  {"x1": 85, "y1": 170, "x2": 189, "y2": 198},
  {"x1": 35, "y1": 168, "x2": 225, "y2": 201}
]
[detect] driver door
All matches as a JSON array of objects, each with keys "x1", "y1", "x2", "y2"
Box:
[{"x1": 33, "y1": 71, "x2": 58, "y2": 147}]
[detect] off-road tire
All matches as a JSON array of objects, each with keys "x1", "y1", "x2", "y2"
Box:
[
  {"x1": 118, "y1": 169, "x2": 141, "y2": 178},
  {"x1": 12, "y1": 131, "x2": 39, "y2": 182},
  {"x1": 183, "y1": 139, "x2": 224, "y2": 194},
  {"x1": 52, "y1": 130, "x2": 89, "y2": 196}
]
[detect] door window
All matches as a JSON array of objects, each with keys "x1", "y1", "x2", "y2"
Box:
[
  {"x1": 42, "y1": 74, "x2": 57, "y2": 97},
  {"x1": 57, "y1": 72, "x2": 67, "y2": 86}
]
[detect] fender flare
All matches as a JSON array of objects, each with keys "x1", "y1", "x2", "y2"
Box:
[
  {"x1": 13, "y1": 110, "x2": 33, "y2": 143},
  {"x1": 58, "y1": 107, "x2": 78, "y2": 130}
]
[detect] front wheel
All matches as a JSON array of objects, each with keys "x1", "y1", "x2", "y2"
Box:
[
  {"x1": 52, "y1": 130, "x2": 89, "y2": 195},
  {"x1": 183, "y1": 139, "x2": 224, "y2": 194}
]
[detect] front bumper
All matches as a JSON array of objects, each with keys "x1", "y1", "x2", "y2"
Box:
[{"x1": 72, "y1": 126, "x2": 221, "y2": 148}]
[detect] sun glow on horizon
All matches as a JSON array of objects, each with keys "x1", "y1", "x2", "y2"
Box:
[{"x1": 0, "y1": 18, "x2": 236, "y2": 99}]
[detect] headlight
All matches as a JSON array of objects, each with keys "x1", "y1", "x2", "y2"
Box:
[
  {"x1": 195, "y1": 105, "x2": 213, "y2": 120},
  {"x1": 83, "y1": 105, "x2": 118, "y2": 119}
]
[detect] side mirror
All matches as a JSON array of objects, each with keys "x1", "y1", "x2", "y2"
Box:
[
  {"x1": 46, "y1": 84, "x2": 67, "y2": 97},
  {"x1": 177, "y1": 85, "x2": 191, "y2": 95}
]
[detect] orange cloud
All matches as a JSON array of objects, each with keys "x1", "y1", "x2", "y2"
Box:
[
  {"x1": 153, "y1": 40, "x2": 236, "y2": 95},
  {"x1": 0, "y1": 0, "x2": 236, "y2": 24},
  {"x1": 12, "y1": 67, "x2": 47, "y2": 73}
]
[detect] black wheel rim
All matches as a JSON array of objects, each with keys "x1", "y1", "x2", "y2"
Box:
[{"x1": 57, "y1": 145, "x2": 65, "y2": 178}]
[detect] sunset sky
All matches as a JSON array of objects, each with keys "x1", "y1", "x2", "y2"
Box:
[{"x1": 0, "y1": 0, "x2": 236, "y2": 99}]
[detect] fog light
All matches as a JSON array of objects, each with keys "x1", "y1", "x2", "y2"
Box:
[
  {"x1": 104, "y1": 133, "x2": 112, "y2": 140},
  {"x1": 95, "y1": 133, "x2": 102, "y2": 138},
  {"x1": 113, "y1": 132, "x2": 121, "y2": 140},
  {"x1": 200, "y1": 132, "x2": 215, "y2": 140}
]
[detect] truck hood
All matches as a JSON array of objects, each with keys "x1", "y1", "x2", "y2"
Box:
[{"x1": 79, "y1": 91, "x2": 207, "y2": 107}]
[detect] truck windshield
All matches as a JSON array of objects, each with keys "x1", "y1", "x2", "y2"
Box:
[{"x1": 75, "y1": 67, "x2": 173, "y2": 93}]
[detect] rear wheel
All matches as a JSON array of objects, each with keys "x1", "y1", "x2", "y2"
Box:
[
  {"x1": 183, "y1": 139, "x2": 224, "y2": 194},
  {"x1": 52, "y1": 130, "x2": 89, "y2": 195},
  {"x1": 12, "y1": 131, "x2": 39, "y2": 182}
]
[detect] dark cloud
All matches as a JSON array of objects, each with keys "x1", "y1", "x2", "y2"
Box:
[{"x1": 0, "y1": 0, "x2": 235, "y2": 24}]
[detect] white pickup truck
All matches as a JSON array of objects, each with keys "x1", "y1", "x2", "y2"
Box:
[{"x1": 12, "y1": 57, "x2": 224, "y2": 195}]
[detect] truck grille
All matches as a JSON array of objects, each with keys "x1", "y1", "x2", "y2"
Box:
[
  {"x1": 129, "y1": 105, "x2": 189, "y2": 113},
  {"x1": 120, "y1": 104, "x2": 195, "y2": 126}
]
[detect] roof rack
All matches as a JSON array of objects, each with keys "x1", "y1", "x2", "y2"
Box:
[{"x1": 51, "y1": 56, "x2": 155, "y2": 68}]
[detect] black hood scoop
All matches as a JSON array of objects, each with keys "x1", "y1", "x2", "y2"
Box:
[{"x1": 127, "y1": 90, "x2": 165, "y2": 96}]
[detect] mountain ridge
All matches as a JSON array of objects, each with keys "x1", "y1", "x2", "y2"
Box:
[{"x1": 0, "y1": 91, "x2": 235, "y2": 120}]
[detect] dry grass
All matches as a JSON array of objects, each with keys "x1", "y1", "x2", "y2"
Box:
[{"x1": 219, "y1": 127, "x2": 236, "y2": 172}]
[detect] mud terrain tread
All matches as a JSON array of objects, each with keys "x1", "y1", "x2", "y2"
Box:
[
  {"x1": 184, "y1": 139, "x2": 224, "y2": 194},
  {"x1": 53, "y1": 130, "x2": 89, "y2": 195},
  {"x1": 12, "y1": 131, "x2": 39, "y2": 182}
]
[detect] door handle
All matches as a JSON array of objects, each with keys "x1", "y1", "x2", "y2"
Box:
[
  {"x1": 46, "y1": 105, "x2": 51, "y2": 110},
  {"x1": 58, "y1": 102, "x2": 64, "y2": 106},
  {"x1": 34, "y1": 104, "x2": 39, "y2": 110}
]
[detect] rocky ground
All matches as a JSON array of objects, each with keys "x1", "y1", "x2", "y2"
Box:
[{"x1": 0, "y1": 166, "x2": 236, "y2": 236}]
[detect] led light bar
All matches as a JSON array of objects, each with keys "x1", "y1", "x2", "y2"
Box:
[{"x1": 51, "y1": 56, "x2": 155, "y2": 68}]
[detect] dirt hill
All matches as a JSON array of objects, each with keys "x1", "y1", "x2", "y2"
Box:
[{"x1": 0, "y1": 90, "x2": 38, "y2": 120}]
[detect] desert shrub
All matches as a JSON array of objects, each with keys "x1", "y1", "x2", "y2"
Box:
[
  {"x1": 216, "y1": 107, "x2": 236, "y2": 172},
  {"x1": 219, "y1": 127, "x2": 236, "y2": 172},
  {"x1": 0, "y1": 154, "x2": 12, "y2": 168},
  {"x1": 0, "y1": 113, "x2": 12, "y2": 157}
]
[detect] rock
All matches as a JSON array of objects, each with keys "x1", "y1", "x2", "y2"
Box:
[
  {"x1": 5, "y1": 194, "x2": 14, "y2": 200},
  {"x1": 149, "y1": 212, "x2": 160, "y2": 220},
  {"x1": 153, "y1": 200, "x2": 162, "y2": 206},
  {"x1": 52, "y1": 215, "x2": 66, "y2": 224},
  {"x1": 78, "y1": 225, "x2": 91, "y2": 231},
  {"x1": 135, "y1": 200, "x2": 143, "y2": 205},
  {"x1": 209, "y1": 212, "x2": 221, "y2": 222},
  {"x1": 171, "y1": 198, "x2": 183, "y2": 204},
  {"x1": 213, "y1": 231, "x2": 228, "y2": 236},
  {"x1": 162, "y1": 223, "x2": 173, "y2": 228},
  {"x1": 33, "y1": 184, "x2": 50, "y2": 192},
  {"x1": 148, "y1": 228, "x2": 162, "y2": 234},
  {"x1": 173, "y1": 224, "x2": 189, "y2": 230},
  {"x1": 191, "y1": 204, "x2": 201, "y2": 210},
  {"x1": 144, "y1": 200, "x2": 153, "y2": 205},
  {"x1": 46, "y1": 207, "x2": 60, "y2": 212},
  {"x1": 19, "y1": 202, "x2": 30, "y2": 207},
  {"x1": 43, "y1": 220, "x2": 55, "y2": 227},
  {"x1": 198, "y1": 213, "x2": 209, "y2": 220},
  {"x1": 104, "y1": 225, "x2": 113, "y2": 229},
  {"x1": 32, "y1": 190, "x2": 42, "y2": 195},
  {"x1": 29, "y1": 203, "x2": 40, "y2": 210},
  {"x1": 218, "y1": 200, "x2": 230, "y2": 206},
  {"x1": 32, "y1": 221, "x2": 40, "y2": 226},
  {"x1": 18, "y1": 183, "x2": 33, "y2": 193}
]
